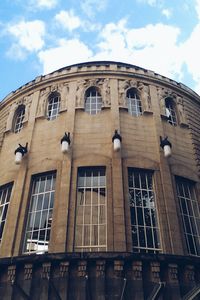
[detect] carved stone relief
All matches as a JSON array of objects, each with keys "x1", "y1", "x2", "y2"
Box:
[
  {"x1": 5, "y1": 93, "x2": 33, "y2": 132},
  {"x1": 177, "y1": 95, "x2": 188, "y2": 125},
  {"x1": 118, "y1": 79, "x2": 146, "y2": 108},
  {"x1": 157, "y1": 87, "x2": 188, "y2": 125},
  {"x1": 157, "y1": 87, "x2": 176, "y2": 116},
  {"x1": 99, "y1": 78, "x2": 111, "y2": 106},
  {"x1": 138, "y1": 82, "x2": 152, "y2": 111},
  {"x1": 75, "y1": 78, "x2": 111, "y2": 108},
  {"x1": 76, "y1": 79, "x2": 88, "y2": 107},
  {"x1": 37, "y1": 83, "x2": 68, "y2": 118}
]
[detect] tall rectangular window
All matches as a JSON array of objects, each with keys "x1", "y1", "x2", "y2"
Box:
[
  {"x1": 128, "y1": 169, "x2": 161, "y2": 253},
  {"x1": 23, "y1": 172, "x2": 56, "y2": 254},
  {"x1": 75, "y1": 167, "x2": 107, "y2": 252},
  {"x1": 0, "y1": 183, "x2": 13, "y2": 244},
  {"x1": 176, "y1": 177, "x2": 200, "y2": 256}
]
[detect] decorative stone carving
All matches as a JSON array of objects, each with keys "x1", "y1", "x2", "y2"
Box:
[
  {"x1": 23, "y1": 94, "x2": 33, "y2": 123},
  {"x1": 150, "y1": 262, "x2": 160, "y2": 282},
  {"x1": 7, "y1": 265, "x2": 16, "y2": 283},
  {"x1": 59, "y1": 261, "x2": 69, "y2": 278},
  {"x1": 118, "y1": 79, "x2": 137, "y2": 106},
  {"x1": 177, "y1": 96, "x2": 187, "y2": 125},
  {"x1": 24, "y1": 264, "x2": 33, "y2": 280},
  {"x1": 184, "y1": 265, "x2": 195, "y2": 284},
  {"x1": 37, "y1": 87, "x2": 51, "y2": 118},
  {"x1": 76, "y1": 79, "x2": 87, "y2": 107},
  {"x1": 114, "y1": 260, "x2": 124, "y2": 277},
  {"x1": 96, "y1": 260, "x2": 105, "y2": 277},
  {"x1": 138, "y1": 82, "x2": 151, "y2": 111},
  {"x1": 5, "y1": 94, "x2": 33, "y2": 132},
  {"x1": 99, "y1": 78, "x2": 111, "y2": 106},
  {"x1": 168, "y1": 263, "x2": 178, "y2": 283},
  {"x1": 41, "y1": 262, "x2": 51, "y2": 279},
  {"x1": 158, "y1": 87, "x2": 176, "y2": 116},
  {"x1": 132, "y1": 261, "x2": 142, "y2": 281},
  {"x1": 77, "y1": 261, "x2": 87, "y2": 277},
  {"x1": 37, "y1": 83, "x2": 67, "y2": 117},
  {"x1": 60, "y1": 83, "x2": 69, "y2": 112}
]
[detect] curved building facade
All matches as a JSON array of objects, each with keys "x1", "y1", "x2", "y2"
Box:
[{"x1": 0, "y1": 61, "x2": 200, "y2": 299}]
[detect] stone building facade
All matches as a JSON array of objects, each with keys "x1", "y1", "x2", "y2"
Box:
[{"x1": 0, "y1": 61, "x2": 200, "y2": 299}]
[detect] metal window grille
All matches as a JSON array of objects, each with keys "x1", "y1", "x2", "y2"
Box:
[
  {"x1": 128, "y1": 169, "x2": 161, "y2": 253},
  {"x1": 23, "y1": 172, "x2": 56, "y2": 254},
  {"x1": 126, "y1": 89, "x2": 142, "y2": 116},
  {"x1": 14, "y1": 106, "x2": 25, "y2": 133},
  {"x1": 47, "y1": 94, "x2": 60, "y2": 120},
  {"x1": 75, "y1": 167, "x2": 107, "y2": 252},
  {"x1": 85, "y1": 87, "x2": 102, "y2": 115},
  {"x1": 0, "y1": 183, "x2": 12, "y2": 243},
  {"x1": 176, "y1": 177, "x2": 200, "y2": 256},
  {"x1": 165, "y1": 99, "x2": 177, "y2": 126}
]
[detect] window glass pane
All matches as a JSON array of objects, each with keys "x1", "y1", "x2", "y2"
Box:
[
  {"x1": 23, "y1": 172, "x2": 56, "y2": 254},
  {"x1": 47, "y1": 93, "x2": 60, "y2": 120},
  {"x1": 85, "y1": 87, "x2": 102, "y2": 115},
  {"x1": 14, "y1": 106, "x2": 25, "y2": 133},
  {"x1": 75, "y1": 167, "x2": 107, "y2": 252},
  {"x1": 0, "y1": 183, "x2": 12, "y2": 243},
  {"x1": 176, "y1": 177, "x2": 200, "y2": 256},
  {"x1": 128, "y1": 169, "x2": 160, "y2": 253}
]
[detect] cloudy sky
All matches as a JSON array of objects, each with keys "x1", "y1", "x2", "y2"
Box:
[{"x1": 1, "y1": 0, "x2": 200, "y2": 100}]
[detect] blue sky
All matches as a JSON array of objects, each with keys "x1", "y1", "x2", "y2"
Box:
[{"x1": 1, "y1": 0, "x2": 200, "y2": 100}]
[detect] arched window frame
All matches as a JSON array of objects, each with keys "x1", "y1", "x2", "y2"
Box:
[
  {"x1": 165, "y1": 97, "x2": 177, "y2": 126},
  {"x1": 126, "y1": 88, "x2": 142, "y2": 116},
  {"x1": 13, "y1": 104, "x2": 25, "y2": 133},
  {"x1": 47, "y1": 91, "x2": 61, "y2": 121},
  {"x1": 84, "y1": 86, "x2": 102, "y2": 115}
]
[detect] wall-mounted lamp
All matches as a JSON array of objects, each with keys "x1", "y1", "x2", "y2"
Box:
[
  {"x1": 160, "y1": 136, "x2": 172, "y2": 158},
  {"x1": 14, "y1": 143, "x2": 28, "y2": 164},
  {"x1": 61, "y1": 132, "x2": 71, "y2": 153},
  {"x1": 112, "y1": 130, "x2": 122, "y2": 151}
]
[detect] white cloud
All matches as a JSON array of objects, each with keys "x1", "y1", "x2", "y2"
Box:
[
  {"x1": 7, "y1": 20, "x2": 46, "y2": 54},
  {"x1": 95, "y1": 20, "x2": 182, "y2": 80},
  {"x1": 55, "y1": 10, "x2": 81, "y2": 31},
  {"x1": 38, "y1": 39, "x2": 93, "y2": 73},
  {"x1": 29, "y1": 0, "x2": 58, "y2": 9},
  {"x1": 181, "y1": 23, "x2": 200, "y2": 93},
  {"x1": 195, "y1": 0, "x2": 200, "y2": 19},
  {"x1": 161, "y1": 8, "x2": 172, "y2": 19},
  {"x1": 35, "y1": 16, "x2": 200, "y2": 95},
  {"x1": 81, "y1": 0, "x2": 107, "y2": 18}
]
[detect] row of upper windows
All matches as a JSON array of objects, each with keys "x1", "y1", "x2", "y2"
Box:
[
  {"x1": 12, "y1": 87, "x2": 179, "y2": 133},
  {"x1": 0, "y1": 168, "x2": 199, "y2": 256}
]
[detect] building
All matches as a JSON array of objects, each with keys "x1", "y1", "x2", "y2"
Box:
[{"x1": 0, "y1": 61, "x2": 200, "y2": 299}]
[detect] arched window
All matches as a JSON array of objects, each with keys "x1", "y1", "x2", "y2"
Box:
[
  {"x1": 47, "y1": 92, "x2": 60, "y2": 120},
  {"x1": 126, "y1": 88, "x2": 142, "y2": 116},
  {"x1": 85, "y1": 87, "x2": 102, "y2": 115},
  {"x1": 13, "y1": 105, "x2": 25, "y2": 133},
  {"x1": 165, "y1": 97, "x2": 177, "y2": 126}
]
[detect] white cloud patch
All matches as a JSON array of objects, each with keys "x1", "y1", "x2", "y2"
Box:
[
  {"x1": 7, "y1": 20, "x2": 46, "y2": 56},
  {"x1": 161, "y1": 8, "x2": 172, "y2": 19},
  {"x1": 55, "y1": 10, "x2": 81, "y2": 31},
  {"x1": 195, "y1": 0, "x2": 200, "y2": 19},
  {"x1": 29, "y1": 0, "x2": 58, "y2": 9},
  {"x1": 181, "y1": 23, "x2": 200, "y2": 94},
  {"x1": 35, "y1": 14, "x2": 200, "y2": 95},
  {"x1": 38, "y1": 39, "x2": 93, "y2": 73},
  {"x1": 81, "y1": 0, "x2": 107, "y2": 18},
  {"x1": 94, "y1": 20, "x2": 182, "y2": 80}
]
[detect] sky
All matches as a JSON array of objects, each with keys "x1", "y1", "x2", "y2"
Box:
[{"x1": 1, "y1": 0, "x2": 200, "y2": 100}]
